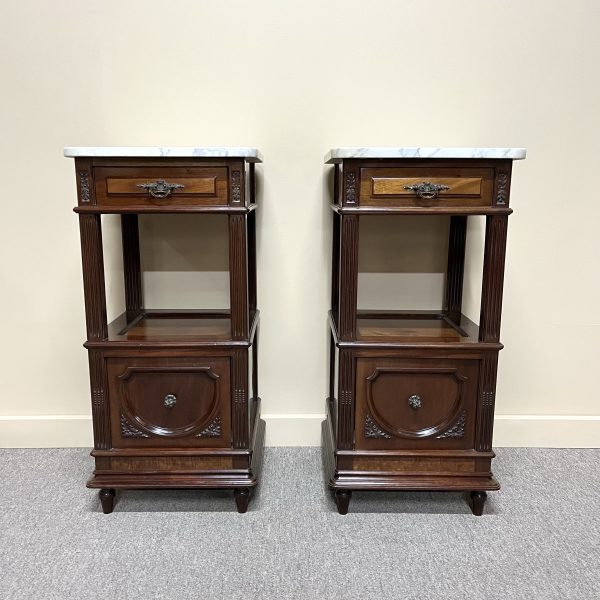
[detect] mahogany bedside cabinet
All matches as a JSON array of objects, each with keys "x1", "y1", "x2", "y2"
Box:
[
  {"x1": 322, "y1": 147, "x2": 526, "y2": 515},
  {"x1": 65, "y1": 147, "x2": 265, "y2": 514}
]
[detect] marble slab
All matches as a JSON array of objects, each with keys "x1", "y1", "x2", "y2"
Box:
[
  {"x1": 64, "y1": 147, "x2": 263, "y2": 162},
  {"x1": 325, "y1": 147, "x2": 526, "y2": 163}
]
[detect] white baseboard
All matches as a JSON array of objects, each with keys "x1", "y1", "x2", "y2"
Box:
[
  {"x1": 0, "y1": 415, "x2": 94, "y2": 448},
  {"x1": 1, "y1": 414, "x2": 599, "y2": 448},
  {"x1": 492, "y1": 414, "x2": 600, "y2": 448},
  {"x1": 262, "y1": 414, "x2": 324, "y2": 446}
]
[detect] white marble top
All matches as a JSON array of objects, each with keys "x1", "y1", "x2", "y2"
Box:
[
  {"x1": 64, "y1": 147, "x2": 263, "y2": 162},
  {"x1": 325, "y1": 147, "x2": 526, "y2": 163}
]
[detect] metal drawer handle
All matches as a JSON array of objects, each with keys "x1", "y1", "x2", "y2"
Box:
[
  {"x1": 408, "y1": 394, "x2": 422, "y2": 409},
  {"x1": 137, "y1": 179, "x2": 184, "y2": 199},
  {"x1": 403, "y1": 181, "x2": 449, "y2": 200},
  {"x1": 164, "y1": 394, "x2": 177, "y2": 408}
]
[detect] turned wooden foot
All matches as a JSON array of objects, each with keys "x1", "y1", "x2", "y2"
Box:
[
  {"x1": 99, "y1": 488, "x2": 116, "y2": 514},
  {"x1": 334, "y1": 490, "x2": 352, "y2": 515},
  {"x1": 234, "y1": 488, "x2": 250, "y2": 513},
  {"x1": 470, "y1": 491, "x2": 487, "y2": 516}
]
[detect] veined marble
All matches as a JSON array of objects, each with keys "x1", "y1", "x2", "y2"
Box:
[
  {"x1": 324, "y1": 147, "x2": 526, "y2": 163},
  {"x1": 63, "y1": 147, "x2": 263, "y2": 162}
]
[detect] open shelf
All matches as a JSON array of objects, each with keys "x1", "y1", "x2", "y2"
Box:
[
  {"x1": 354, "y1": 310, "x2": 480, "y2": 343},
  {"x1": 107, "y1": 309, "x2": 256, "y2": 343}
]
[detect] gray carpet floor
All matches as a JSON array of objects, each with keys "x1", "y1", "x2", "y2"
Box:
[{"x1": 0, "y1": 448, "x2": 598, "y2": 599}]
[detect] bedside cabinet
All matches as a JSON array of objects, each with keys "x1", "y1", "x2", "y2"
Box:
[
  {"x1": 65, "y1": 147, "x2": 265, "y2": 514},
  {"x1": 322, "y1": 147, "x2": 526, "y2": 515}
]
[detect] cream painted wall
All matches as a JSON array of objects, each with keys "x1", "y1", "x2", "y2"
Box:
[{"x1": 1, "y1": 0, "x2": 599, "y2": 447}]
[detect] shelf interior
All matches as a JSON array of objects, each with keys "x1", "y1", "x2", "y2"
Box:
[
  {"x1": 355, "y1": 311, "x2": 479, "y2": 343},
  {"x1": 107, "y1": 310, "x2": 254, "y2": 342}
]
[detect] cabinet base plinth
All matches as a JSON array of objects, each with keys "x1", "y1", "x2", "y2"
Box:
[
  {"x1": 322, "y1": 414, "x2": 498, "y2": 515},
  {"x1": 87, "y1": 417, "x2": 265, "y2": 513}
]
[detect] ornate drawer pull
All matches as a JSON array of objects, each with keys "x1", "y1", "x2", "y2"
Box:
[
  {"x1": 408, "y1": 394, "x2": 422, "y2": 409},
  {"x1": 403, "y1": 181, "x2": 450, "y2": 199},
  {"x1": 164, "y1": 394, "x2": 177, "y2": 408},
  {"x1": 137, "y1": 179, "x2": 184, "y2": 199}
]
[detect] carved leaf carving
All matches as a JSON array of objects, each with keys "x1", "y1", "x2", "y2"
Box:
[
  {"x1": 496, "y1": 172, "x2": 508, "y2": 205},
  {"x1": 196, "y1": 416, "x2": 222, "y2": 438},
  {"x1": 120, "y1": 414, "x2": 149, "y2": 438},
  {"x1": 231, "y1": 170, "x2": 241, "y2": 203},
  {"x1": 364, "y1": 414, "x2": 392, "y2": 439},
  {"x1": 345, "y1": 171, "x2": 357, "y2": 203},
  {"x1": 79, "y1": 170, "x2": 91, "y2": 203},
  {"x1": 436, "y1": 410, "x2": 467, "y2": 439}
]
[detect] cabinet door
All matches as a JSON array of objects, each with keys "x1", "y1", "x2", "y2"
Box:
[
  {"x1": 355, "y1": 358, "x2": 478, "y2": 450},
  {"x1": 107, "y1": 357, "x2": 231, "y2": 448}
]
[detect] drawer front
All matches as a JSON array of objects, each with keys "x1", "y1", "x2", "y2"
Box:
[
  {"x1": 359, "y1": 167, "x2": 494, "y2": 208},
  {"x1": 107, "y1": 357, "x2": 231, "y2": 448},
  {"x1": 355, "y1": 358, "x2": 478, "y2": 450},
  {"x1": 94, "y1": 166, "x2": 230, "y2": 208}
]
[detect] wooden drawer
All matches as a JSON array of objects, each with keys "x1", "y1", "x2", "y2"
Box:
[
  {"x1": 359, "y1": 167, "x2": 494, "y2": 208},
  {"x1": 107, "y1": 356, "x2": 231, "y2": 448},
  {"x1": 355, "y1": 357, "x2": 478, "y2": 450},
  {"x1": 94, "y1": 166, "x2": 230, "y2": 208}
]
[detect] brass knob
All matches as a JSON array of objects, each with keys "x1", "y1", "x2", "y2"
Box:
[
  {"x1": 137, "y1": 179, "x2": 185, "y2": 199},
  {"x1": 164, "y1": 394, "x2": 177, "y2": 408},
  {"x1": 403, "y1": 181, "x2": 449, "y2": 200},
  {"x1": 408, "y1": 394, "x2": 422, "y2": 409}
]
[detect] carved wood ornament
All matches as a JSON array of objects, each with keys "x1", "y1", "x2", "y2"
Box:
[
  {"x1": 345, "y1": 171, "x2": 357, "y2": 204},
  {"x1": 120, "y1": 413, "x2": 222, "y2": 439},
  {"x1": 364, "y1": 414, "x2": 392, "y2": 439},
  {"x1": 364, "y1": 409, "x2": 467, "y2": 440},
  {"x1": 78, "y1": 170, "x2": 91, "y2": 203},
  {"x1": 196, "y1": 416, "x2": 222, "y2": 438},
  {"x1": 120, "y1": 414, "x2": 149, "y2": 438},
  {"x1": 231, "y1": 170, "x2": 242, "y2": 204},
  {"x1": 495, "y1": 172, "x2": 508, "y2": 205},
  {"x1": 436, "y1": 410, "x2": 467, "y2": 439}
]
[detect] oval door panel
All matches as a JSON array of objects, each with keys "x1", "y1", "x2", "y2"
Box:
[
  {"x1": 119, "y1": 366, "x2": 220, "y2": 437},
  {"x1": 366, "y1": 367, "x2": 467, "y2": 439}
]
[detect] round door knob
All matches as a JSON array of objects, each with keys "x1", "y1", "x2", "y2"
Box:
[
  {"x1": 164, "y1": 394, "x2": 177, "y2": 408},
  {"x1": 408, "y1": 394, "x2": 422, "y2": 409}
]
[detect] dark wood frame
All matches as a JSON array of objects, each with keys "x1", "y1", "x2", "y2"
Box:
[
  {"x1": 322, "y1": 157, "x2": 516, "y2": 515},
  {"x1": 72, "y1": 155, "x2": 264, "y2": 514}
]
